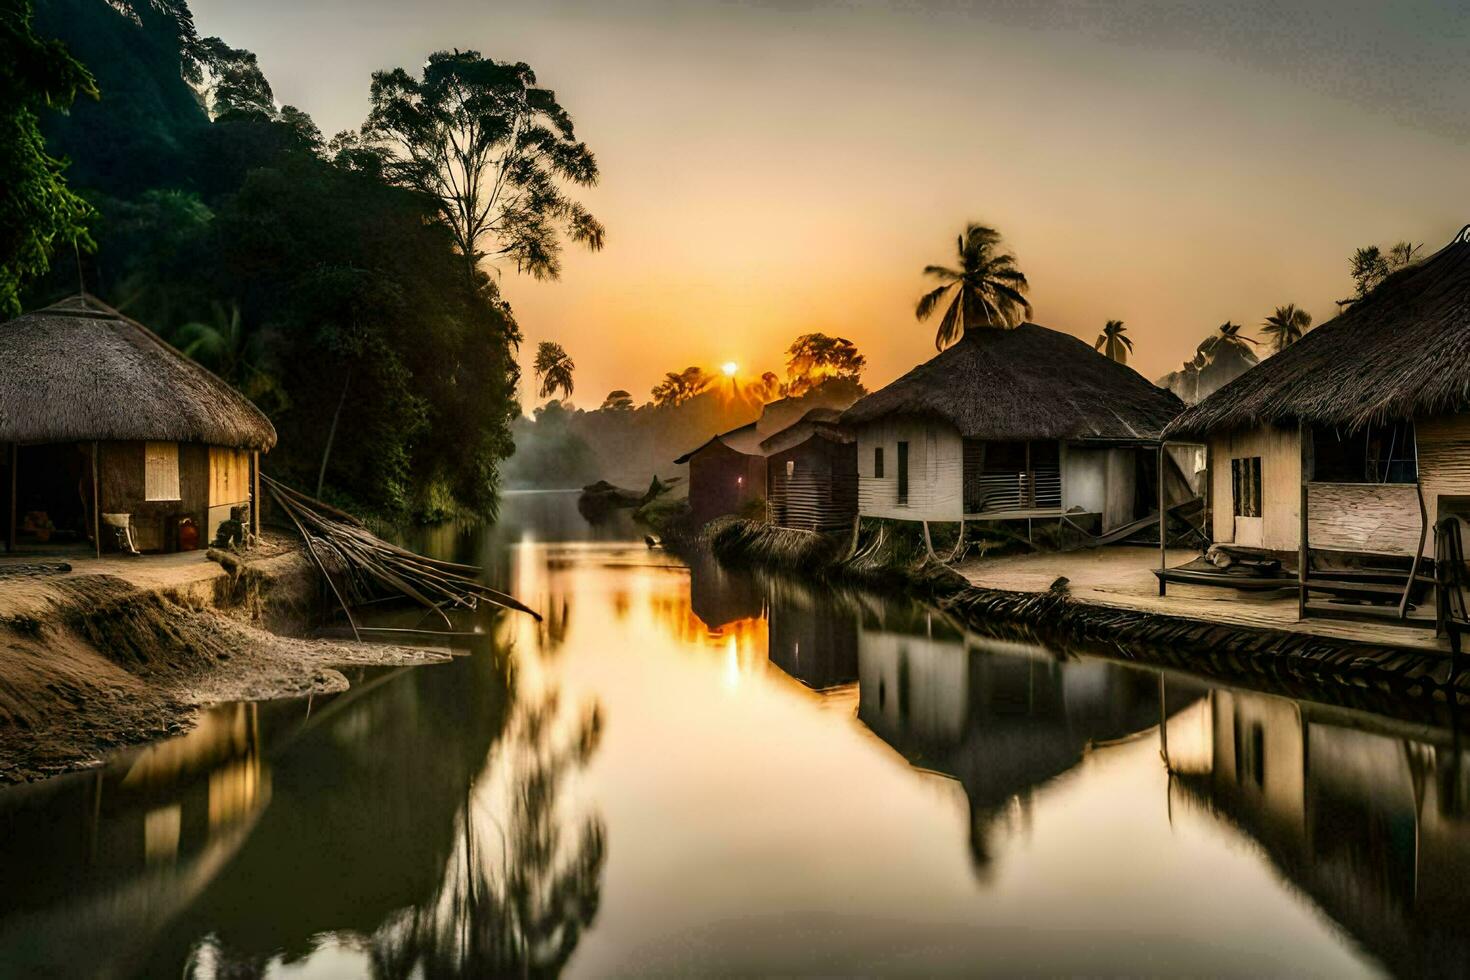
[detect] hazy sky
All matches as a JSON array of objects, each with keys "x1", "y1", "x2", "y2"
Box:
[{"x1": 192, "y1": 0, "x2": 1470, "y2": 408}]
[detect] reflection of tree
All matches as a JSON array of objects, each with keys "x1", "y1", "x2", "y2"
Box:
[{"x1": 371, "y1": 688, "x2": 606, "y2": 978}]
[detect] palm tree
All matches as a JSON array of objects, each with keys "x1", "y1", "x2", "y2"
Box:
[
  {"x1": 1197, "y1": 321, "x2": 1258, "y2": 362},
  {"x1": 1260, "y1": 304, "x2": 1312, "y2": 353},
  {"x1": 174, "y1": 301, "x2": 281, "y2": 407},
  {"x1": 534, "y1": 341, "x2": 575, "y2": 400},
  {"x1": 1094, "y1": 319, "x2": 1132, "y2": 364},
  {"x1": 915, "y1": 223, "x2": 1032, "y2": 350}
]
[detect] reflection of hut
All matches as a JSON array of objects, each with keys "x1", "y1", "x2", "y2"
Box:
[
  {"x1": 674, "y1": 421, "x2": 768, "y2": 528},
  {"x1": 0, "y1": 296, "x2": 275, "y2": 555},
  {"x1": 856, "y1": 617, "x2": 1189, "y2": 869},
  {"x1": 765, "y1": 576, "x2": 859, "y2": 689},
  {"x1": 1162, "y1": 226, "x2": 1470, "y2": 624},
  {"x1": 761, "y1": 409, "x2": 858, "y2": 532},
  {"x1": 1175, "y1": 687, "x2": 1470, "y2": 976},
  {"x1": 686, "y1": 550, "x2": 765, "y2": 631},
  {"x1": 841, "y1": 324, "x2": 1188, "y2": 537}
]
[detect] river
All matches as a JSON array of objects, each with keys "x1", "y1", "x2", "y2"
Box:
[{"x1": 1, "y1": 489, "x2": 1466, "y2": 977}]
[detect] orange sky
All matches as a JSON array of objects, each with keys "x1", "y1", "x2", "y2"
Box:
[{"x1": 193, "y1": 1, "x2": 1470, "y2": 409}]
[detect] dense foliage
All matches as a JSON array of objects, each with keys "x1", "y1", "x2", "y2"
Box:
[
  {"x1": 23, "y1": 0, "x2": 535, "y2": 521},
  {"x1": 0, "y1": 0, "x2": 97, "y2": 315}
]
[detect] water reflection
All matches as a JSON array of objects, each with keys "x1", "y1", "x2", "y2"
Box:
[
  {"x1": 1172, "y1": 688, "x2": 1470, "y2": 978},
  {"x1": 10, "y1": 489, "x2": 1470, "y2": 976},
  {"x1": 855, "y1": 611, "x2": 1196, "y2": 875},
  {"x1": 368, "y1": 688, "x2": 605, "y2": 978},
  {"x1": 0, "y1": 627, "x2": 606, "y2": 979},
  {"x1": 0, "y1": 703, "x2": 268, "y2": 978}
]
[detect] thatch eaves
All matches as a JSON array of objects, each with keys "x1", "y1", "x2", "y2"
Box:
[
  {"x1": 0, "y1": 295, "x2": 277, "y2": 451},
  {"x1": 1165, "y1": 226, "x2": 1470, "y2": 441},
  {"x1": 841, "y1": 322, "x2": 1182, "y2": 442},
  {"x1": 673, "y1": 421, "x2": 763, "y2": 464}
]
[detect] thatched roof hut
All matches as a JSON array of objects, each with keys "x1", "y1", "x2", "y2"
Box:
[
  {"x1": 0, "y1": 295, "x2": 276, "y2": 450},
  {"x1": 842, "y1": 323, "x2": 1182, "y2": 442},
  {"x1": 1166, "y1": 226, "x2": 1470, "y2": 441}
]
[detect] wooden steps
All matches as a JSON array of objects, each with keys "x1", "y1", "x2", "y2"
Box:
[
  {"x1": 1303, "y1": 578, "x2": 1407, "y2": 601},
  {"x1": 1303, "y1": 601, "x2": 1437, "y2": 628}
]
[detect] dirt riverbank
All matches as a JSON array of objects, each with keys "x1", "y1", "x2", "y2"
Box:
[{"x1": 0, "y1": 535, "x2": 450, "y2": 783}]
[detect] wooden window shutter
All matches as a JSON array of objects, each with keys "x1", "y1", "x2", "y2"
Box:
[{"x1": 145, "y1": 442, "x2": 180, "y2": 501}]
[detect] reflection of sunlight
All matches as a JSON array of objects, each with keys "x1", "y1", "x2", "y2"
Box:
[{"x1": 723, "y1": 637, "x2": 740, "y2": 693}]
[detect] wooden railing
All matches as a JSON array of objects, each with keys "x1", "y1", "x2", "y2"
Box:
[
  {"x1": 1435, "y1": 517, "x2": 1469, "y2": 658},
  {"x1": 965, "y1": 470, "x2": 1062, "y2": 514}
]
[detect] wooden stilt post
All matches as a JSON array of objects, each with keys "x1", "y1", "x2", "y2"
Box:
[
  {"x1": 1157, "y1": 442, "x2": 1167, "y2": 596},
  {"x1": 921, "y1": 520, "x2": 938, "y2": 561},
  {"x1": 6, "y1": 442, "x2": 16, "y2": 553},
  {"x1": 92, "y1": 441, "x2": 101, "y2": 559},
  {"x1": 1298, "y1": 421, "x2": 1311, "y2": 620},
  {"x1": 252, "y1": 450, "x2": 261, "y2": 539},
  {"x1": 844, "y1": 514, "x2": 861, "y2": 560}
]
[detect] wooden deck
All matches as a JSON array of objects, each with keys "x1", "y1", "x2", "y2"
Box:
[{"x1": 953, "y1": 546, "x2": 1451, "y2": 653}]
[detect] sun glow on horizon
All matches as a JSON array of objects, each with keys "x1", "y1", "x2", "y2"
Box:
[{"x1": 721, "y1": 361, "x2": 738, "y2": 378}]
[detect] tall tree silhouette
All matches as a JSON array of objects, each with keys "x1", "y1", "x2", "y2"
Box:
[
  {"x1": 651, "y1": 366, "x2": 712, "y2": 407},
  {"x1": 1093, "y1": 320, "x2": 1132, "y2": 364},
  {"x1": 365, "y1": 50, "x2": 604, "y2": 284},
  {"x1": 1260, "y1": 304, "x2": 1312, "y2": 353},
  {"x1": 534, "y1": 341, "x2": 575, "y2": 400},
  {"x1": 915, "y1": 223, "x2": 1032, "y2": 349},
  {"x1": 784, "y1": 333, "x2": 866, "y2": 396}
]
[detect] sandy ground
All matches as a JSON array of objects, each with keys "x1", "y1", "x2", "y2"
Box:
[{"x1": 0, "y1": 535, "x2": 451, "y2": 783}]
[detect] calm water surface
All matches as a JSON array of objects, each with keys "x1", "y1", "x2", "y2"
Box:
[{"x1": 3, "y1": 490, "x2": 1468, "y2": 977}]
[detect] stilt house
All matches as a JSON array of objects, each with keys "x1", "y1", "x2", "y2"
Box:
[
  {"x1": 840, "y1": 323, "x2": 1187, "y2": 538},
  {"x1": 1161, "y1": 225, "x2": 1470, "y2": 629},
  {"x1": 674, "y1": 421, "x2": 768, "y2": 528},
  {"x1": 0, "y1": 296, "x2": 276, "y2": 555},
  {"x1": 759, "y1": 408, "x2": 858, "y2": 532},
  {"x1": 676, "y1": 407, "x2": 861, "y2": 532}
]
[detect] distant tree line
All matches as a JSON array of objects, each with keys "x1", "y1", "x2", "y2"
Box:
[
  {"x1": 507, "y1": 331, "x2": 868, "y2": 489},
  {"x1": 4, "y1": 0, "x2": 603, "y2": 522}
]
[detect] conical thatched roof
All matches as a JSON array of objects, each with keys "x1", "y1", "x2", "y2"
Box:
[
  {"x1": 0, "y1": 295, "x2": 277, "y2": 450},
  {"x1": 841, "y1": 323, "x2": 1182, "y2": 442},
  {"x1": 1166, "y1": 225, "x2": 1470, "y2": 441}
]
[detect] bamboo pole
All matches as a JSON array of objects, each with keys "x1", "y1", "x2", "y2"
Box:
[
  {"x1": 262, "y1": 474, "x2": 540, "y2": 631},
  {"x1": 270, "y1": 484, "x2": 361, "y2": 640}
]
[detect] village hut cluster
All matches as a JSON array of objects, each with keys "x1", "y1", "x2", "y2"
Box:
[
  {"x1": 677, "y1": 225, "x2": 1470, "y2": 651},
  {"x1": 678, "y1": 321, "x2": 1197, "y2": 547},
  {"x1": 1, "y1": 296, "x2": 271, "y2": 557}
]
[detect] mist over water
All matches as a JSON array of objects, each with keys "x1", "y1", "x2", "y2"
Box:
[{"x1": 1, "y1": 490, "x2": 1464, "y2": 976}]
